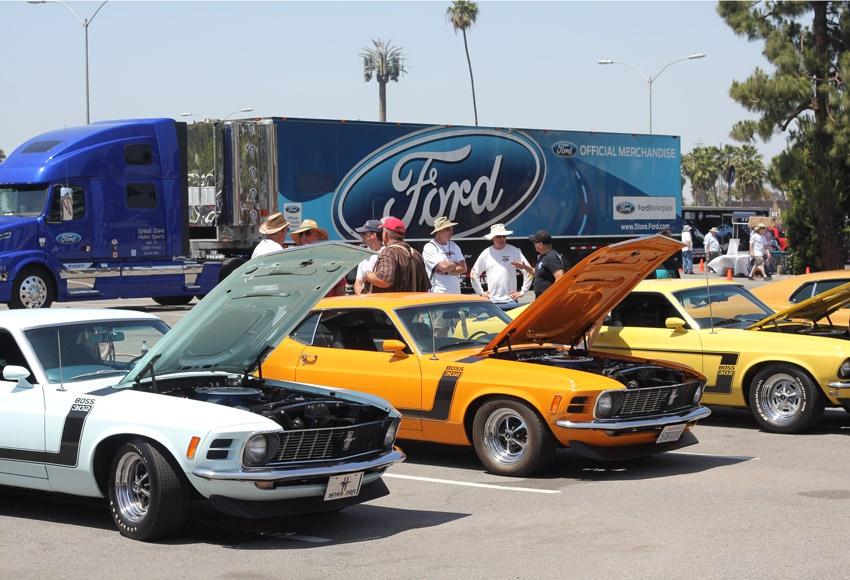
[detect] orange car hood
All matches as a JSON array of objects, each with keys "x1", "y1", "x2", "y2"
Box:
[
  {"x1": 747, "y1": 280, "x2": 850, "y2": 329},
  {"x1": 479, "y1": 235, "x2": 683, "y2": 354}
]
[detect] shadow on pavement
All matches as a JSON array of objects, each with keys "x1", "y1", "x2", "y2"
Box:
[{"x1": 702, "y1": 406, "x2": 850, "y2": 434}]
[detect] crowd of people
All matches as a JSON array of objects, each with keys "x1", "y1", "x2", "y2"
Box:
[
  {"x1": 253, "y1": 213, "x2": 569, "y2": 305},
  {"x1": 677, "y1": 222, "x2": 783, "y2": 280}
]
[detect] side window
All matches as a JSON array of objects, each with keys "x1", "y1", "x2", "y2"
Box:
[
  {"x1": 789, "y1": 282, "x2": 815, "y2": 304},
  {"x1": 316, "y1": 309, "x2": 403, "y2": 352},
  {"x1": 290, "y1": 312, "x2": 321, "y2": 345},
  {"x1": 0, "y1": 330, "x2": 31, "y2": 377},
  {"x1": 609, "y1": 293, "x2": 683, "y2": 329},
  {"x1": 813, "y1": 279, "x2": 850, "y2": 298},
  {"x1": 125, "y1": 144, "x2": 153, "y2": 165},
  {"x1": 126, "y1": 183, "x2": 157, "y2": 208},
  {"x1": 47, "y1": 185, "x2": 86, "y2": 221}
]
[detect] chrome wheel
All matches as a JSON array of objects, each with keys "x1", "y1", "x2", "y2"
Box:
[
  {"x1": 758, "y1": 373, "x2": 802, "y2": 424},
  {"x1": 482, "y1": 408, "x2": 528, "y2": 465},
  {"x1": 114, "y1": 451, "x2": 151, "y2": 524},
  {"x1": 18, "y1": 275, "x2": 48, "y2": 308}
]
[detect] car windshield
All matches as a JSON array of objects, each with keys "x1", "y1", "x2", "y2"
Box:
[
  {"x1": 25, "y1": 320, "x2": 170, "y2": 383},
  {"x1": 0, "y1": 185, "x2": 49, "y2": 217},
  {"x1": 396, "y1": 301, "x2": 512, "y2": 354},
  {"x1": 673, "y1": 285, "x2": 773, "y2": 329}
]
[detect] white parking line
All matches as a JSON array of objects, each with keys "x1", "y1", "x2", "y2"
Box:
[{"x1": 385, "y1": 473, "x2": 561, "y2": 494}]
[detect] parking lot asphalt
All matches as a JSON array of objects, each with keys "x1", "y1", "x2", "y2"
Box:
[{"x1": 3, "y1": 283, "x2": 849, "y2": 579}]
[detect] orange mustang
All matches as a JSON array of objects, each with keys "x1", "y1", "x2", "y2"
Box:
[{"x1": 264, "y1": 236, "x2": 710, "y2": 476}]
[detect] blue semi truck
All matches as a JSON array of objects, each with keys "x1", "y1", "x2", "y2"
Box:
[{"x1": 0, "y1": 117, "x2": 682, "y2": 308}]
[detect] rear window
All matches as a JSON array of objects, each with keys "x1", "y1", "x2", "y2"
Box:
[
  {"x1": 124, "y1": 144, "x2": 153, "y2": 165},
  {"x1": 23, "y1": 140, "x2": 61, "y2": 153}
]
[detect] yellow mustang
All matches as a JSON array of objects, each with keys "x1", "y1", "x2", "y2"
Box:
[
  {"x1": 750, "y1": 270, "x2": 850, "y2": 327},
  {"x1": 592, "y1": 279, "x2": 850, "y2": 434},
  {"x1": 264, "y1": 236, "x2": 710, "y2": 477}
]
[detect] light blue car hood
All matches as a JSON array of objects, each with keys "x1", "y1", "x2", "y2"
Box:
[{"x1": 120, "y1": 242, "x2": 373, "y2": 384}]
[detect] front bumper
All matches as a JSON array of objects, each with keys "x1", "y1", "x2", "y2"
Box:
[
  {"x1": 555, "y1": 406, "x2": 711, "y2": 431},
  {"x1": 828, "y1": 381, "x2": 850, "y2": 391},
  {"x1": 569, "y1": 430, "x2": 699, "y2": 461}
]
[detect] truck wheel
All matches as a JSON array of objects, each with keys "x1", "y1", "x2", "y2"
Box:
[
  {"x1": 108, "y1": 439, "x2": 188, "y2": 541},
  {"x1": 219, "y1": 257, "x2": 246, "y2": 282},
  {"x1": 10, "y1": 266, "x2": 55, "y2": 309},
  {"x1": 472, "y1": 399, "x2": 555, "y2": 476},
  {"x1": 152, "y1": 296, "x2": 193, "y2": 306},
  {"x1": 748, "y1": 364, "x2": 824, "y2": 434}
]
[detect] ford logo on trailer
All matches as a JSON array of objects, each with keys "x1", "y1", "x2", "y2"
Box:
[
  {"x1": 56, "y1": 232, "x2": 82, "y2": 244},
  {"x1": 616, "y1": 201, "x2": 636, "y2": 214},
  {"x1": 552, "y1": 141, "x2": 578, "y2": 158},
  {"x1": 333, "y1": 127, "x2": 546, "y2": 239}
]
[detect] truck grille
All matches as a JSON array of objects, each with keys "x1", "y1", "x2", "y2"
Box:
[
  {"x1": 269, "y1": 420, "x2": 387, "y2": 464},
  {"x1": 615, "y1": 383, "x2": 697, "y2": 418}
]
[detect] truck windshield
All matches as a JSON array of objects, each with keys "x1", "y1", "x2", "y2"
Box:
[{"x1": 0, "y1": 185, "x2": 49, "y2": 217}]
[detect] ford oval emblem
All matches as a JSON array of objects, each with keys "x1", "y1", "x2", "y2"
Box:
[
  {"x1": 552, "y1": 141, "x2": 577, "y2": 158},
  {"x1": 333, "y1": 127, "x2": 546, "y2": 239},
  {"x1": 616, "y1": 201, "x2": 636, "y2": 214},
  {"x1": 56, "y1": 232, "x2": 82, "y2": 244},
  {"x1": 284, "y1": 205, "x2": 300, "y2": 214}
]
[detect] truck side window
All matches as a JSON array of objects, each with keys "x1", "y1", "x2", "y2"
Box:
[
  {"x1": 124, "y1": 144, "x2": 153, "y2": 165},
  {"x1": 47, "y1": 185, "x2": 86, "y2": 222},
  {"x1": 126, "y1": 183, "x2": 157, "y2": 208}
]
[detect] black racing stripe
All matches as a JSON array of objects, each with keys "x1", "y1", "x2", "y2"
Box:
[
  {"x1": 401, "y1": 367, "x2": 461, "y2": 421},
  {"x1": 0, "y1": 405, "x2": 92, "y2": 467},
  {"x1": 455, "y1": 355, "x2": 483, "y2": 364},
  {"x1": 87, "y1": 386, "x2": 124, "y2": 396}
]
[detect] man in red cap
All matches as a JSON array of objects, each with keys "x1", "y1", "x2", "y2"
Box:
[{"x1": 361, "y1": 217, "x2": 430, "y2": 293}]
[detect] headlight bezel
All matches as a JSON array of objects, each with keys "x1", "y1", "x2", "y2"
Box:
[
  {"x1": 692, "y1": 384, "x2": 703, "y2": 405},
  {"x1": 838, "y1": 359, "x2": 850, "y2": 379},
  {"x1": 383, "y1": 418, "x2": 400, "y2": 448},
  {"x1": 241, "y1": 432, "x2": 280, "y2": 467},
  {"x1": 594, "y1": 390, "x2": 624, "y2": 419}
]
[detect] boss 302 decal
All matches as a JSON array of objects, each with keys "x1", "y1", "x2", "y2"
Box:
[
  {"x1": 0, "y1": 397, "x2": 94, "y2": 466},
  {"x1": 401, "y1": 365, "x2": 463, "y2": 421}
]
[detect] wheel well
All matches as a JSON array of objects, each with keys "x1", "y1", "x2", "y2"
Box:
[
  {"x1": 740, "y1": 361, "x2": 820, "y2": 407},
  {"x1": 92, "y1": 435, "x2": 197, "y2": 498},
  {"x1": 463, "y1": 394, "x2": 556, "y2": 445},
  {"x1": 16, "y1": 263, "x2": 57, "y2": 292}
]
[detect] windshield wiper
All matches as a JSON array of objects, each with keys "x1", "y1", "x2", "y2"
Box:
[
  {"x1": 68, "y1": 369, "x2": 125, "y2": 381},
  {"x1": 437, "y1": 340, "x2": 482, "y2": 351},
  {"x1": 133, "y1": 353, "x2": 161, "y2": 393}
]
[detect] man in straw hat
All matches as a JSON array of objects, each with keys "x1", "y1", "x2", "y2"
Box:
[
  {"x1": 470, "y1": 223, "x2": 532, "y2": 310},
  {"x1": 251, "y1": 212, "x2": 289, "y2": 258},
  {"x1": 704, "y1": 226, "x2": 721, "y2": 264},
  {"x1": 362, "y1": 217, "x2": 430, "y2": 293},
  {"x1": 289, "y1": 218, "x2": 329, "y2": 245},
  {"x1": 422, "y1": 216, "x2": 467, "y2": 294}
]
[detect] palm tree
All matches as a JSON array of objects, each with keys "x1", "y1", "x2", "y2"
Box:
[
  {"x1": 361, "y1": 39, "x2": 407, "y2": 122},
  {"x1": 447, "y1": 0, "x2": 479, "y2": 126},
  {"x1": 731, "y1": 144, "x2": 767, "y2": 203},
  {"x1": 682, "y1": 147, "x2": 720, "y2": 206}
]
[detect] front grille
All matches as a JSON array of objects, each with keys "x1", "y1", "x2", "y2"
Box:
[
  {"x1": 615, "y1": 383, "x2": 697, "y2": 418},
  {"x1": 269, "y1": 420, "x2": 388, "y2": 464}
]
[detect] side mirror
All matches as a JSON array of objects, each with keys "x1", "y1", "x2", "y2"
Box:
[
  {"x1": 3, "y1": 365, "x2": 32, "y2": 387},
  {"x1": 381, "y1": 339, "x2": 408, "y2": 356},
  {"x1": 665, "y1": 317, "x2": 687, "y2": 332},
  {"x1": 60, "y1": 187, "x2": 74, "y2": 221}
]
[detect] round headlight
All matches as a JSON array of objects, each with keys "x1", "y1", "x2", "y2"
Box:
[
  {"x1": 692, "y1": 385, "x2": 703, "y2": 405},
  {"x1": 384, "y1": 419, "x2": 400, "y2": 448},
  {"x1": 596, "y1": 393, "x2": 614, "y2": 418},
  {"x1": 243, "y1": 434, "x2": 269, "y2": 466},
  {"x1": 839, "y1": 359, "x2": 850, "y2": 379}
]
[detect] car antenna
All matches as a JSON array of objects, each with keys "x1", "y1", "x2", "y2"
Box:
[
  {"x1": 56, "y1": 330, "x2": 66, "y2": 391},
  {"x1": 703, "y1": 253, "x2": 716, "y2": 334}
]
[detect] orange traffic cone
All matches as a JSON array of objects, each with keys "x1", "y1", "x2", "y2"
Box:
[
  {"x1": 805, "y1": 266, "x2": 811, "y2": 274},
  {"x1": 726, "y1": 268, "x2": 733, "y2": 281},
  {"x1": 699, "y1": 259, "x2": 705, "y2": 272}
]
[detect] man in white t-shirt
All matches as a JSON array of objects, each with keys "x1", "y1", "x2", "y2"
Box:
[
  {"x1": 353, "y1": 219, "x2": 383, "y2": 294},
  {"x1": 748, "y1": 224, "x2": 771, "y2": 280},
  {"x1": 470, "y1": 224, "x2": 532, "y2": 310},
  {"x1": 251, "y1": 212, "x2": 289, "y2": 259},
  {"x1": 422, "y1": 216, "x2": 467, "y2": 294}
]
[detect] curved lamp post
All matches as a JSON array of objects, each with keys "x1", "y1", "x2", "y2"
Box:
[
  {"x1": 28, "y1": 0, "x2": 109, "y2": 125},
  {"x1": 597, "y1": 53, "x2": 705, "y2": 134}
]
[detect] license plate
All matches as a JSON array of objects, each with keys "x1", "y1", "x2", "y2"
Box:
[
  {"x1": 656, "y1": 423, "x2": 686, "y2": 444},
  {"x1": 324, "y1": 471, "x2": 363, "y2": 501}
]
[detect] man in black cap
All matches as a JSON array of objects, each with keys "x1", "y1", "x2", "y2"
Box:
[
  {"x1": 514, "y1": 229, "x2": 565, "y2": 298},
  {"x1": 353, "y1": 219, "x2": 384, "y2": 295}
]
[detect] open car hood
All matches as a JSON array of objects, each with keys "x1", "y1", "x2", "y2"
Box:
[
  {"x1": 479, "y1": 235, "x2": 683, "y2": 354},
  {"x1": 747, "y1": 280, "x2": 850, "y2": 330},
  {"x1": 120, "y1": 242, "x2": 372, "y2": 384}
]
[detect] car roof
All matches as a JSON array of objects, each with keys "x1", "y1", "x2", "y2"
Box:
[
  {"x1": 0, "y1": 308, "x2": 160, "y2": 331},
  {"x1": 316, "y1": 293, "x2": 491, "y2": 309},
  {"x1": 633, "y1": 279, "x2": 746, "y2": 293}
]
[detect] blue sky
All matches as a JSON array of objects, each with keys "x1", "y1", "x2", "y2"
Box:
[{"x1": 2, "y1": 0, "x2": 785, "y2": 163}]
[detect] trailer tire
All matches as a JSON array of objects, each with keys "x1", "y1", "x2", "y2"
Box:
[
  {"x1": 219, "y1": 258, "x2": 247, "y2": 282},
  {"x1": 10, "y1": 266, "x2": 55, "y2": 309},
  {"x1": 152, "y1": 296, "x2": 193, "y2": 307}
]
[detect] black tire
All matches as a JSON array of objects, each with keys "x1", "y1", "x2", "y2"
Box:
[
  {"x1": 10, "y1": 266, "x2": 55, "y2": 309},
  {"x1": 108, "y1": 439, "x2": 188, "y2": 541},
  {"x1": 219, "y1": 257, "x2": 247, "y2": 283},
  {"x1": 152, "y1": 295, "x2": 193, "y2": 306},
  {"x1": 748, "y1": 364, "x2": 825, "y2": 434},
  {"x1": 472, "y1": 399, "x2": 555, "y2": 476}
]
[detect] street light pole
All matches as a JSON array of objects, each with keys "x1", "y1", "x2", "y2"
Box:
[
  {"x1": 222, "y1": 107, "x2": 254, "y2": 120},
  {"x1": 597, "y1": 53, "x2": 705, "y2": 134}
]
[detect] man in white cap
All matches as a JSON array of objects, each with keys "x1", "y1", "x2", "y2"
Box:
[
  {"x1": 470, "y1": 224, "x2": 532, "y2": 310},
  {"x1": 681, "y1": 225, "x2": 694, "y2": 274},
  {"x1": 251, "y1": 212, "x2": 289, "y2": 258},
  {"x1": 422, "y1": 216, "x2": 467, "y2": 294}
]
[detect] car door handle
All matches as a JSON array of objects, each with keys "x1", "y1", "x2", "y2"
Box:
[{"x1": 300, "y1": 353, "x2": 318, "y2": 364}]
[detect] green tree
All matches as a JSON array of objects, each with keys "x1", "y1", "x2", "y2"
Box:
[
  {"x1": 447, "y1": 0, "x2": 480, "y2": 126},
  {"x1": 361, "y1": 39, "x2": 407, "y2": 122},
  {"x1": 718, "y1": 1, "x2": 850, "y2": 270},
  {"x1": 731, "y1": 144, "x2": 767, "y2": 203},
  {"x1": 682, "y1": 146, "x2": 722, "y2": 205}
]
